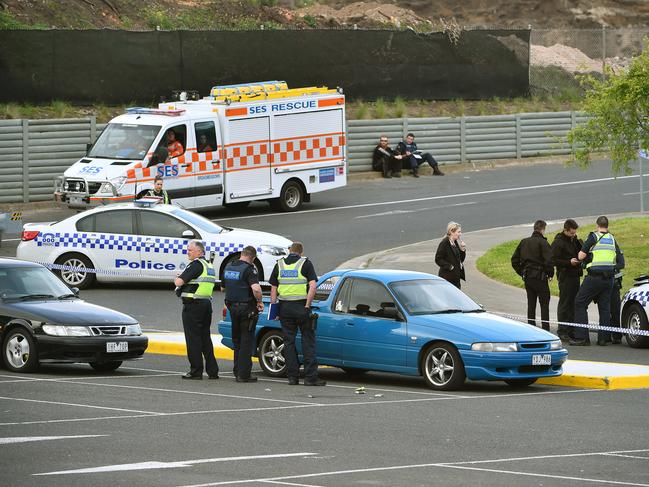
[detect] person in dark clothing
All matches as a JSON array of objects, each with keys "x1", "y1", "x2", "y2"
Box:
[
  {"x1": 395, "y1": 133, "x2": 444, "y2": 178},
  {"x1": 435, "y1": 221, "x2": 466, "y2": 289},
  {"x1": 371, "y1": 136, "x2": 402, "y2": 178},
  {"x1": 269, "y1": 241, "x2": 325, "y2": 386},
  {"x1": 551, "y1": 219, "x2": 583, "y2": 340},
  {"x1": 223, "y1": 246, "x2": 264, "y2": 382},
  {"x1": 570, "y1": 216, "x2": 625, "y2": 346},
  {"x1": 511, "y1": 220, "x2": 554, "y2": 330},
  {"x1": 174, "y1": 240, "x2": 219, "y2": 380}
]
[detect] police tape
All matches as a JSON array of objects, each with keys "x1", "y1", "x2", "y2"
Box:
[
  {"x1": 38, "y1": 261, "x2": 272, "y2": 287},
  {"x1": 491, "y1": 311, "x2": 649, "y2": 337}
]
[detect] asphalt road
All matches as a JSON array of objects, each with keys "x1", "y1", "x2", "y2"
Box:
[{"x1": 1, "y1": 159, "x2": 649, "y2": 487}]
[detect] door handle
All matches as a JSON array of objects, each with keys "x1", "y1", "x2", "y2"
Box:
[
  {"x1": 346, "y1": 322, "x2": 354, "y2": 327},
  {"x1": 181, "y1": 163, "x2": 192, "y2": 168},
  {"x1": 143, "y1": 240, "x2": 155, "y2": 247}
]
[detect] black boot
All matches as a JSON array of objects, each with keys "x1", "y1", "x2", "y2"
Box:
[
  {"x1": 412, "y1": 167, "x2": 419, "y2": 178},
  {"x1": 433, "y1": 165, "x2": 444, "y2": 176}
]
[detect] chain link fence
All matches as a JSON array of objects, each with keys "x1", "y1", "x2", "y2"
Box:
[{"x1": 530, "y1": 27, "x2": 649, "y2": 97}]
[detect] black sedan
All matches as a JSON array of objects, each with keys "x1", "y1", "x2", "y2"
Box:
[{"x1": 0, "y1": 258, "x2": 148, "y2": 373}]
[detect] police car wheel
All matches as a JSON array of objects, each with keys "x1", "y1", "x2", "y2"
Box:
[
  {"x1": 89, "y1": 361, "x2": 123, "y2": 372},
  {"x1": 2, "y1": 328, "x2": 39, "y2": 373},
  {"x1": 504, "y1": 378, "x2": 537, "y2": 388},
  {"x1": 277, "y1": 181, "x2": 304, "y2": 212},
  {"x1": 420, "y1": 342, "x2": 465, "y2": 391},
  {"x1": 623, "y1": 303, "x2": 649, "y2": 348},
  {"x1": 55, "y1": 253, "x2": 95, "y2": 289},
  {"x1": 258, "y1": 330, "x2": 287, "y2": 377}
]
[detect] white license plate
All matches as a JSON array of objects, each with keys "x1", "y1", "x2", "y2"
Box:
[
  {"x1": 69, "y1": 195, "x2": 83, "y2": 205},
  {"x1": 107, "y1": 342, "x2": 128, "y2": 353},
  {"x1": 532, "y1": 354, "x2": 551, "y2": 365}
]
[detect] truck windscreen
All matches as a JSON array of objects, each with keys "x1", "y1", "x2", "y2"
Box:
[{"x1": 89, "y1": 123, "x2": 161, "y2": 160}]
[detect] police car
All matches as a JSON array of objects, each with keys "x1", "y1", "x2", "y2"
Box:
[
  {"x1": 16, "y1": 200, "x2": 292, "y2": 289},
  {"x1": 621, "y1": 274, "x2": 649, "y2": 348}
]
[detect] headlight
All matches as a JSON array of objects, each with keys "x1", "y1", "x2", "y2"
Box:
[
  {"x1": 259, "y1": 245, "x2": 288, "y2": 256},
  {"x1": 126, "y1": 324, "x2": 142, "y2": 336},
  {"x1": 549, "y1": 340, "x2": 563, "y2": 350},
  {"x1": 471, "y1": 342, "x2": 518, "y2": 352},
  {"x1": 42, "y1": 325, "x2": 91, "y2": 336}
]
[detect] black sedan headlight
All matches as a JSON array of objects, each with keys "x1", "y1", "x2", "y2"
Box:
[{"x1": 42, "y1": 325, "x2": 91, "y2": 337}]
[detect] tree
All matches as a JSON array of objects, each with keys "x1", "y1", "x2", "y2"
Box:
[{"x1": 567, "y1": 38, "x2": 649, "y2": 175}]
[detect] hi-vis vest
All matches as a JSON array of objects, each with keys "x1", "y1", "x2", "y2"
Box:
[
  {"x1": 277, "y1": 257, "x2": 308, "y2": 301},
  {"x1": 147, "y1": 189, "x2": 171, "y2": 204},
  {"x1": 181, "y1": 258, "x2": 216, "y2": 299},
  {"x1": 587, "y1": 232, "x2": 617, "y2": 272}
]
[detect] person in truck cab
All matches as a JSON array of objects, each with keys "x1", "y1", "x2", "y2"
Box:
[{"x1": 166, "y1": 129, "x2": 184, "y2": 158}]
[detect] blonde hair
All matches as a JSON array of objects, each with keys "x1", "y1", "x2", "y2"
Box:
[{"x1": 445, "y1": 221, "x2": 461, "y2": 238}]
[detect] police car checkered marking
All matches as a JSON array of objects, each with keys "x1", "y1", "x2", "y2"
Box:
[{"x1": 624, "y1": 290, "x2": 649, "y2": 306}]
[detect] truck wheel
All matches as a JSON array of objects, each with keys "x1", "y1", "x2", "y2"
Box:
[
  {"x1": 55, "y1": 253, "x2": 95, "y2": 289},
  {"x1": 3, "y1": 328, "x2": 39, "y2": 373},
  {"x1": 275, "y1": 181, "x2": 304, "y2": 212},
  {"x1": 623, "y1": 303, "x2": 649, "y2": 348}
]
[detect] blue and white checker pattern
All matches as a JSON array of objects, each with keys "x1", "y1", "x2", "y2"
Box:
[
  {"x1": 144, "y1": 238, "x2": 186, "y2": 255},
  {"x1": 204, "y1": 241, "x2": 245, "y2": 257},
  {"x1": 623, "y1": 287, "x2": 649, "y2": 308}
]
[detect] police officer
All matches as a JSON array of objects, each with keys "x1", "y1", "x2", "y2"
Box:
[
  {"x1": 269, "y1": 242, "x2": 325, "y2": 386},
  {"x1": 147, "y1": 175, "x2": 172, "y2": 204},
  {"x1": 511, "y1": 220, "x2": 554, "y2": 330},
  {"x1": 570, "y1": 216, "x2": 625, "y2": 346},
  {"x1": 174, "y1": 240, "x2": 219, "y2": 379},
  {"x1": 223, "y1": 245, "x2": 264, "y2": 382}
]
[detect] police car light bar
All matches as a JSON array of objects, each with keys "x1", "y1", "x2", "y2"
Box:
[
  {"x1": 125, "y1": 107, "x2": 186, "y2": 116},
  {"x1": 134, "y1": 197, "x2": 163, "y2": 207}
]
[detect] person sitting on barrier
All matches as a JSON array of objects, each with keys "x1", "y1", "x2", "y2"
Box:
[
  {"x1": 165, "y1": 129, "x2": 184, "y2": 158},
  {"x1": 395, "y1": 133, "x2": 444, "y2": 178},
  {"x1": 371, "y1": 135, "x2": 402, "y2": 178}
]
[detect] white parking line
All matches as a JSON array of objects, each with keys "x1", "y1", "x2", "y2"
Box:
[
  {"x1": 0, "y1": 373, "x2": 176, "y2": 384},
  {"x1": 175, "y1": 447, "x2": 649, "y2": 487},
  {"x1": 354, "y1": 201, "x2": 476, "y2": 220},
  {"x1": 0, "y1": 395, "x2": 161, "y2": 415},
  {"x1": 0, "y1": 435, "x2": 108, "y2": 445},
  {"x1": 212, "y1": 174, "x2": 644, "y2": 222},
  {"x1": 263, "y1": 481, "x2": 326, "y2": 487},
  {"x1": 602, "y1": 453, "x2": 649, "y2": 460}
]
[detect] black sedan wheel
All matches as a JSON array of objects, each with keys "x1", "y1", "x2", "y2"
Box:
[
  {"x1": 258, "y1": 330, "x2": 286, "y2": 377},
  {"x1": 55, "y1": 253, "x2": 95, "y2": 289},
  {"x1": 623, "y1": 303, "x2": 649, "y2": 348},
  {"x1": 505, "y1": 378, "x2": 538, "y2": 388},
  {"x1": 421, "y1": 342, "x2": 465, "y2": 390},
  {"x1": 89, "y1": 361, "x2": 123, "y2": 372},
  {"x1": 2, "y1": 328, "x2": 39, "y2": 373}
]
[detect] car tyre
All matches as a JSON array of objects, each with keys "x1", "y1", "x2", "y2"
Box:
[
  {"x1": 340, "y1": 367, "x2": 369, "y2": 376},
  {"x1": 55, "y1": 253, "x2": 95, "y2": 289},
  {"x1": 623, "y1": 303, "x2": 649, "y2": 348},
  {"x1": 420, "y1": 342, "x2": 465, "y2": 390},
  {"x1": 273, "y1": 181, "x2": 304, "y2": 212},
  {"x1": 89, "y1": 361, "x2": 123, "y2": 372},
  {"x1": 258, "y1": 330, "x2": 287, "y2": 377},
  {"x1": 2, "y1": 328, "x2": 39, "y2": 373},
  {"x1": 504, "y1": 378, "x2": 537, "y2": 388}
]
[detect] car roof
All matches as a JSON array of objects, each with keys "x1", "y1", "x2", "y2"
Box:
[
  {"x1": 79, "y1": 202, "x2": 176, "y2": 216},
  {"x1": 0, "y1": 257, "x2": 45, "y2": 269},
  {"x1": 332, "y1": 268, "x2": 442, "y2": 284}
]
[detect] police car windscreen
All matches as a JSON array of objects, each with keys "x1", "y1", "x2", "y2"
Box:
[
  {"x1": 170, "y1": 208, "x2": 224, "y2": 234},
  {"x1": 89, "y1": 123, "x2": 161, "y2": 160}
]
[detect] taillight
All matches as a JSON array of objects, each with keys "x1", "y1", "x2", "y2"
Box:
[
  {"x1": 222, "y1": 305, "x2": 227, "y2": 319},
  {"x1": 21, "y1": 230, "x2": 39, "y2": 241}
]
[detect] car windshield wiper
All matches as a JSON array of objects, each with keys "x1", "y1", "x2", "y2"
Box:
[
  {"x1": 57, "y1": 294, "x2": 78, "y2": 300},
  {"x1": 16, "y1": 294, "x2": 56, "y2": 301},
  {"x1": 431, "y1": 309, "x2": 464, "y2": 314}
]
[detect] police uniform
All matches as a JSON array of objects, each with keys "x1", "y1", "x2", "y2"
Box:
[
  {"x1": 223, "y1": 259, "x2": 260, "y2": 380},
  {"x1": 269, "y1": 254, "x2": 321, "y2": 385},
  {"x1": 572, "y1": 231, "x2": 624, "y2": 345},
  {"x1": 178, "y1": 257, "x2": 219, "y2": 378},
  {"x1": 146, "y1": 188, "x2": 171, "y2": 204}
]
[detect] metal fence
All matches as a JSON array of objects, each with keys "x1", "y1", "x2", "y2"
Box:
[
  {"x1": 530, "y1": 27, "x2": 649, "y2": 96},
  {"x1": 0, "y1": 112, "x2": 585, "y2": 203},
  {"x1": 347, "y1": 111, "x2": 587, "y2": 172}
]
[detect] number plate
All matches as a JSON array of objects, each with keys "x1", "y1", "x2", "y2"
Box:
[
  {"x1": 532, "y1": 354, "x2": 551, "y2": 365},
  {"x1": 107, "y1": 342, "x2": 128, "y2": 353},
  {"x1": 69, "y1": 195, "x2": 83, "y2": 205}
]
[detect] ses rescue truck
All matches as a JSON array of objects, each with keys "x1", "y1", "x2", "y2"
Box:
[{"x1": 55, "y1": 81, "x2": 347, "y2": 211}]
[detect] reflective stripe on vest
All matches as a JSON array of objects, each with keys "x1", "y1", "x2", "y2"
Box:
[
  {"x1": 586, "y1": 232, "x2": 616, "y2": 271},
  {"x1": 181, "y1": 258, "x2": 216, "y2": 299},
  {"x1": 147, "y1": 189, "x2": 170, "y2": 204},
  {"x1": 277, "y1": 257, "x2": 308, "y2": 301}
]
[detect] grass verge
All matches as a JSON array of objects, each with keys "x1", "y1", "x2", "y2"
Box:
[{"x1": 475, "y1": 217, "x2": 649, "y2": 296}]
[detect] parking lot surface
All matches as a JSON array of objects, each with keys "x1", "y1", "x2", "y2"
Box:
[{"x1": 2, "y1": 354, "x2": 648, "y2": 487}]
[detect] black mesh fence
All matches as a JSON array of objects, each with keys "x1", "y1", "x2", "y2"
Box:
[{"x1": 0, "y1": 29, "x2": 530, "y2": 103}]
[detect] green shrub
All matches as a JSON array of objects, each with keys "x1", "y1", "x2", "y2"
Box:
[
  {"x1": 374, "y1": 98, "x2": 388, "y2": 119},
  {"x1": 394, "y1": 96, "x2": 407, "y2": 118}
]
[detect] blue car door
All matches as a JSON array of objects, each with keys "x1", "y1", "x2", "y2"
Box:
[{"x1": 336, "y1": 278, "x2": 408, "y2": 371}]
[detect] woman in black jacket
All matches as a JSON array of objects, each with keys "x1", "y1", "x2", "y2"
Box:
[{"x1": 435, "y1": 222, "x2": 466, "y2": 289}]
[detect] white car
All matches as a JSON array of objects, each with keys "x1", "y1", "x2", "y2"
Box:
[
  {"x1": 621, "y1": 274, "x2": 649, "y2": 348},
  {"x1": 17, "y1": 201, "x2": 291, "y2": 289}
]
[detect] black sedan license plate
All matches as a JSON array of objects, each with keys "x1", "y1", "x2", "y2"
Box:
[
  {"x1": 532, "y1": 354, "x2": 551, "y2": 365},
  {"x1": 107, "y1": 342, "x2": 128, "y2": 353}
]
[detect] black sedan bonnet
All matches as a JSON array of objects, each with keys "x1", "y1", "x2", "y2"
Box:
[{"x1": 1, "y1": 299, "x2": 137, "y2": 325}]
